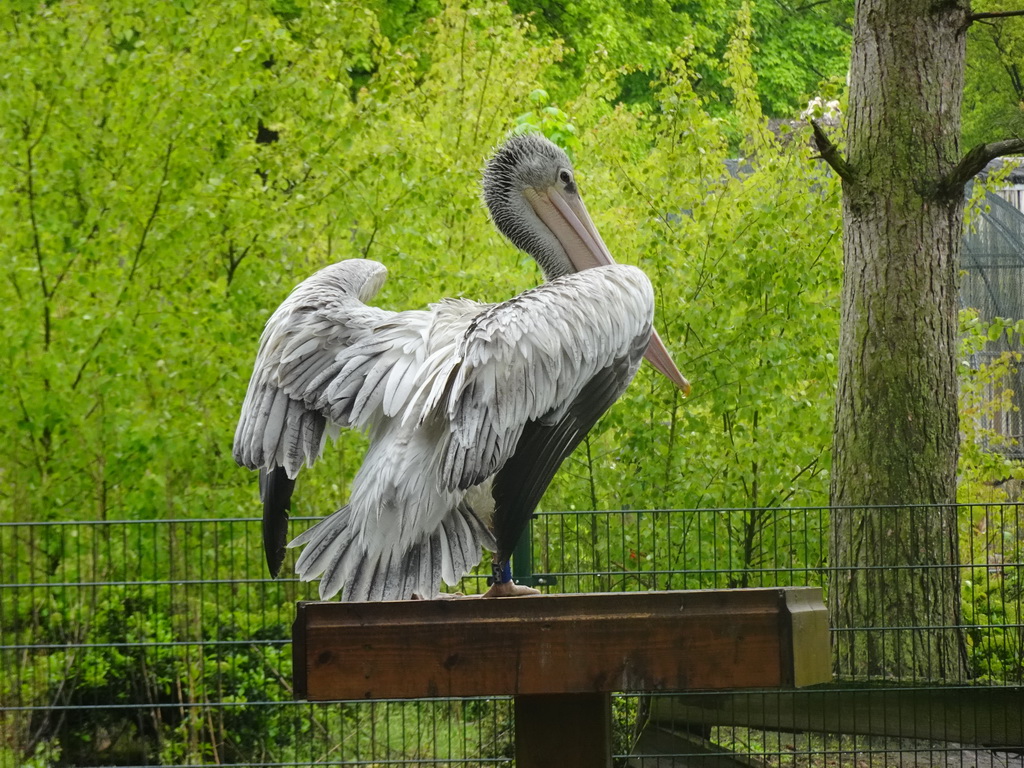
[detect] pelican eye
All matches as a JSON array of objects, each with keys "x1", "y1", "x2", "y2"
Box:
[{"x1": 558, "y1": 169, "x2": 576, "y2": 193}]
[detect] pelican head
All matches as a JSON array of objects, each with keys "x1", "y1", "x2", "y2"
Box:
[{"x1": 483, "y1": 132, "x2": 690, "y2": 395}]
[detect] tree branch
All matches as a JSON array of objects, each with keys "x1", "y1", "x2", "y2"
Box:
[
  {"x1": 25, "y1": 139, "x2": 50, "y2": 351},
  {"x1": 988, "y1": 26, "x2": 1024, "y2": 100},
  {"x1": 969, "y1": 10, "x2": 1024, "y2": 23},
  {"x1": 809, "y1": 119, "x2": 856, "y2": 182},
  {"x1": 71, "y1": 140, "x2": 174, "y2": 391},
  {"x1": 126, "y1": 140, "x2": 174, "y2": 285},
  {"x1": 939, "y1": 138, "x2": 1024, "y2": 198},
  {"x1": 793, "y1": 0, "x2": 834, "y2": 10}
]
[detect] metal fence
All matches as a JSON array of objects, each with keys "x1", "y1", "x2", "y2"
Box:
[{"x1": 1, "y1": 504, "x2": 1022, "y2": 767}]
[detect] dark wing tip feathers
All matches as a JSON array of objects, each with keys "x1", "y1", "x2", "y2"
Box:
[
  {"x1": 260, "y1": 466, "x2": 296, "y2": 578},
  {"x1": 490, "y1": 334, "x2": 648, "y2": 560}
]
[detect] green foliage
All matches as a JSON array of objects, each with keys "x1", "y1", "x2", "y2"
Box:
[
  {"x1": 545, "y1": 50, "x2": 841, "y2": 517},
  {"x1": 962, "y1": 561, "x2": 1024, "y2": 682},
  {"x1": 0, "y1": 519, "x2": 518, "y2": 765},
  {"x1": 506, "y1": 0, "x2": 852, "y2": 119},
  {"x1": 963, "y1": 1, "x2": 1024, "y2": 148},
  {"x1": 957, "y1": 313, "x2": 1024, "y2": 681},
  {"x1": 957, "y1": 311, "x2": 1024, "y2": 504},
  {"x1": 725, "y1": 3, "x2": 774, "y2": 155},
  {"x1": 1, "y1": 0, "x2": 842, "y2": 529},
  {"x1": 512, "y1": 89, "x2": 581, "y2": 158},
  {"x1": 961, "y1": 546, "x2": 1024, "y2": 682}
]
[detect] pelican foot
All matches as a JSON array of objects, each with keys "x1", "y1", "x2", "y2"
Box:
[
  {"x1": 481, "y1": 581, "x2": 541, "y2": 598},
  {"x1": 411, "y1": 591, "x2": 466, "y2": 600}
]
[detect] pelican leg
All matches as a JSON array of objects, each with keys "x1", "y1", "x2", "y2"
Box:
[{"x1": 481, "y1": 557, "x2": 540, "y2": 598}]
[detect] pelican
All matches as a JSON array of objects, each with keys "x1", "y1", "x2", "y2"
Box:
[{"x1": 233, "y1": 133, "x2": 689, "y2": 601}]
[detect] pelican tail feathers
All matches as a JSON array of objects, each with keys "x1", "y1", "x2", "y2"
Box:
[{"x1": 289, "y1": 501, "x2": 495, "y2": 601}]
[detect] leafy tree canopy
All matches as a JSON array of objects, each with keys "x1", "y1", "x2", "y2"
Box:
[
  {"x1": 1, "y1": 0, "x2": 843, "y2": 527},
  {"x1": 964, "y1": 1, "x2": 1024, "y2": 148},
  {"x1": 0, "y1": 0, "x2": 1011, "y2": 527}
]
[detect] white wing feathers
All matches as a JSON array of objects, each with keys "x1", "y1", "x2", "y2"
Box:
[
  {"x1": 440, "y1": 265, "x2": 655, "y2": 491},
  {"x1": 233, "y1": 261, "x2": 487, "y2": 480},
  {"x1": 234, "y1": 261, "x2": 654, "y2": 489},
  {"x1": 316, "y1": 298, "x2": 481, "y2": 429},
  {"x1": 232, "y1": 259, "x2": 391, "y2": 477}
]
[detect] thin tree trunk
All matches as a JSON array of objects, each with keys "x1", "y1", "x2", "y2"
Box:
[{"x1": 827, "y1": 1, "x2": 970, "y2": 681}]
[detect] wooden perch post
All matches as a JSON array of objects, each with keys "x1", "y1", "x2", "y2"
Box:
[{"x1": 292, "y1": 588, "x2": 830, "y2": 767}]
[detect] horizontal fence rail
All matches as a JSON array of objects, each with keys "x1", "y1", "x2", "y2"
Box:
[{"x1": 1, "y1": 504, "x2": 1022, "y2": 767}]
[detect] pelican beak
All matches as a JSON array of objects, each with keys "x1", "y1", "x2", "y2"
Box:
[
  {"x1": 525, "y1": 185, "x2": 691, "y2": 396},
  {"x1": 644, "y1": 329, "x2": 691, "y2": 396}
]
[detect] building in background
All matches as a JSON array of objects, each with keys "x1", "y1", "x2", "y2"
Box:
[{"x1": 963, "y1": 159, "x2": 1024, "y2": 461}]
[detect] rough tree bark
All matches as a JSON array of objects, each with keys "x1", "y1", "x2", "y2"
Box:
[{"x1": 817, "y1": 2, "x2": 1024, "y2": 681}]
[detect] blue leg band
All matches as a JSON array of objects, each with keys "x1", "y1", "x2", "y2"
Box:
[{"x1": 492, "y1": 560, "x2": 512, "y2": 584}]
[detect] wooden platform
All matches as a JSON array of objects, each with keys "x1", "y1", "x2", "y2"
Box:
[{"x1": 292, "y1": 588, "x2": 831, "y2": 767}]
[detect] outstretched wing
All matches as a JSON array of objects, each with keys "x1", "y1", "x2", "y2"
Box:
[
  {"x1": 438, "y1": 264, "x2": 657, "y2": 554},
  {"x1": 233, "y1": 258, "x2": 432, "y2": 576},
  {"x1": 233, "y1": 259, "x2": 392, "y2": 477}
]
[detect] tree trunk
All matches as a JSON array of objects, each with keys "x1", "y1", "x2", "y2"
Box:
[{"x1": 828, "y1": 1, "x2": 969, "y2": 681}]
